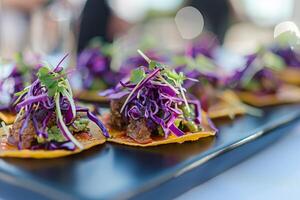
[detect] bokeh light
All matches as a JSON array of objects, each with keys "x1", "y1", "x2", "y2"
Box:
[{"x1": 175, "y1": 6, "x2": 204, "y2": 40}]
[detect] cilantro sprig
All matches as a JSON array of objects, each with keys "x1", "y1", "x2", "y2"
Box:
[
  {"x1": 130, "y1": 68, "x2": 146, "y2": 84},
  {"x1": 37, "y1": 67, "x2": 66, "y2": 97},
  {"x1": 172, "y1": 54, "x2": 216, "y2": 73}
]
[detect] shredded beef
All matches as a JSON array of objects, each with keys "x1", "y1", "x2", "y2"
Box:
[
  {"x1": 110, "y1": 98, "x2": 128, "y2": 130},
  {"x1": 7, "y1": 111, "x2": 56, "y2": 149},
  {"x1": 110, "y1": 96, "x2": 155, "y2": 143},
  {"x1": 35, "y1": 110, "x2": 56, "y2": 126},
  {"x1": 8, "y1": 117, "x2": 36, "y2": 149},
  {"x1": 127, "y1": 119, "x2": 152, "y2": 144}
]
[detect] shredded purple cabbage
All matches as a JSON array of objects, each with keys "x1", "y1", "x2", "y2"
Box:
[
  {"x1": 225, "y1": 54, "x2": 281, "y2": 94},
  {"x1": 31, "y1": 141, "x2": 76, "y2": 151},
  {"x1": 77, "y1": 47, "x2": 167, "y2": 91},
  {"x1": 103, "y1": 53, "x2": 217, "y2": 138},
  {"x1": 0, "y1": 53, "x2": 42, "y2": 112},
  {"x1": 272, "y1": 46, "x2": 300, "y2": 67},
  {"x1": 120, "y1": 50, "x2": 168, "y2": 70},
  {"x1": 0, "y1": 66, "x2": 24, "y2": 112},
  {"x1": 185, "y1": 34, "x2": 219, "y2": 59},
  {"x1": 77, "y1": 48, "x2": 128, "y2": 90}
]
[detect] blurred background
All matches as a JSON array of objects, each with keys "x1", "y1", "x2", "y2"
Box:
[
  {"x1": 0, "y1": 0, "x2": 299, "y2": 61},
  {"x1": 0, "y1": 1, "x2": 300, "y2": 198}
]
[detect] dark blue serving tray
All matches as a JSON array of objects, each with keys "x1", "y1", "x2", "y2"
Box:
[{"x1": 0, "y1": 105, "x2": 300, "y2": 200}]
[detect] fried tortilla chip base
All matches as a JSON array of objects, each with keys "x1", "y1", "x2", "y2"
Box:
[
  {"x1": 209, "y1": 102, "x2": 245, "y2": 119},
  {"x1": 236, "y1": 84, "x2": 300, "y2": 107},
  {"x1": 0, "y1": 122, "x2": 105, "y2": 159},
  {"x1": 277, "y1": 68, "x2": 300, "y2": 85},
  {"x1": 208, "y1": 90, "x2": 246, "y2": 119},
  {"x1": 107, "y1": 130, "x2": 214, "y2": 147},
  {"x1": 105, "y1": 113, "x2": 216, "y2": 147},
  {"x1": 0, "y1": 112, "x2": 16, "y2": 124}
]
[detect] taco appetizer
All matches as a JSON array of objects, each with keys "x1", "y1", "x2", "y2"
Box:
[
  {"x1": 173, "y1": 39, "x2": 246, "y2": 119},
  {"x1": 190, "y1": 74, "x2": 246, "y2": 119},
  {"x1": 270, "y1": 29, "x2": 300, "y2": 85},
  {"x1": 0, "y1": 63, "x2": 109, "y2": 158},
  {"x1": 101, "y1": 50, "x2": 217, "y2": 147},
  {"x1": 0, "y1": 60, "x2": 24, "y2": 124},
  {"x1": 75, "y1": 40, "x2": 124, "y2": 102},
  {"x1": 227, "y1": 51, "x2": 300, "y2": 107},
  {"x1": 0, "y1": 52, "x2": 42, "y2": 124},
  {"x1": 272, "y1": 46, "x2": 300, "y2": 85},
  {"x1": 75, "y1": 38, "x2": 167, "y2": 103}
]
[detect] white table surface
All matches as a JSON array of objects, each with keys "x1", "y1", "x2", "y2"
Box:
[{"x1": 177, "y1": 122, "x2": 300, "y2": 200}]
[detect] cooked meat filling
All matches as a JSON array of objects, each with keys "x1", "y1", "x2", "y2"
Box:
[
  {"x1": 110, "y1": 98, "x2": 128, "y2": 129},
  {"x1": 8, "y1": 117, "x2": 36, "y2": 149},
  {"x1": 110, "y1": 97, "x2": 156, "y2": 143},
  {"x1": 127, "y1": 119, "x2": 152, "y2": 144}
]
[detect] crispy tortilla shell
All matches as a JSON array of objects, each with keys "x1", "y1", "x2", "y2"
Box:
[
  {"x1": 0, "y1": 112, "x2": 16, "y2": 124},
  {"x1": 74, "y1": 90, "x2": 109, "y2": 103},
  {"x1": 105, "y1": 113, "x2": 216, "y2": 147},
  {"x1": 0, "y1": 121, "x2": 105, "y2": 159},
  {"x1": 277, "y1": 67, "x2": 300, "y2": 85},
  {"x1": 236, "y1": 84, "x2": 300, "y2": 107},
  {"x1": 208, "y1": 90, "x2": 246, "y2": 119}
]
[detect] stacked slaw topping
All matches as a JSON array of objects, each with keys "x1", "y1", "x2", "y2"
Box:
[
  {"x1": 12, "y1": 56, "x2": 108, "y2": 150},
  {"x1": 103, "y1": 50, "x2": 217, "y2": 138}
]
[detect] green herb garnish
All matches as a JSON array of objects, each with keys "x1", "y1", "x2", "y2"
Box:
[
  {"x1": 37, "y1": 67, "x2": 65, "y2": 97},
  {"x1": 130, "y1": 68, "x2": 146, "y2": 84},
  {"x1": 47, "y1": 126, "x2": 66, "y2": 142}
]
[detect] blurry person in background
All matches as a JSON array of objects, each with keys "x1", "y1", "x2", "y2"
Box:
[
  {"x1": 2, "y1": 0, "x2": 45, "y2": 11},
  {"x1": 77, "y1": 0, "x2": 131, "y2": 52},
  {"x1": 1, "y1": 0, "x2": 85, "y2": 61},
  {"x1": 189, "y1": 0, "x2": 230, "y2": 43},
  {"x1": 77, "y1": 0, "x2": 230, "y2": 52},
  {"x1": 0, "y1": 0, "x2": 47, "y2": 58}
]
